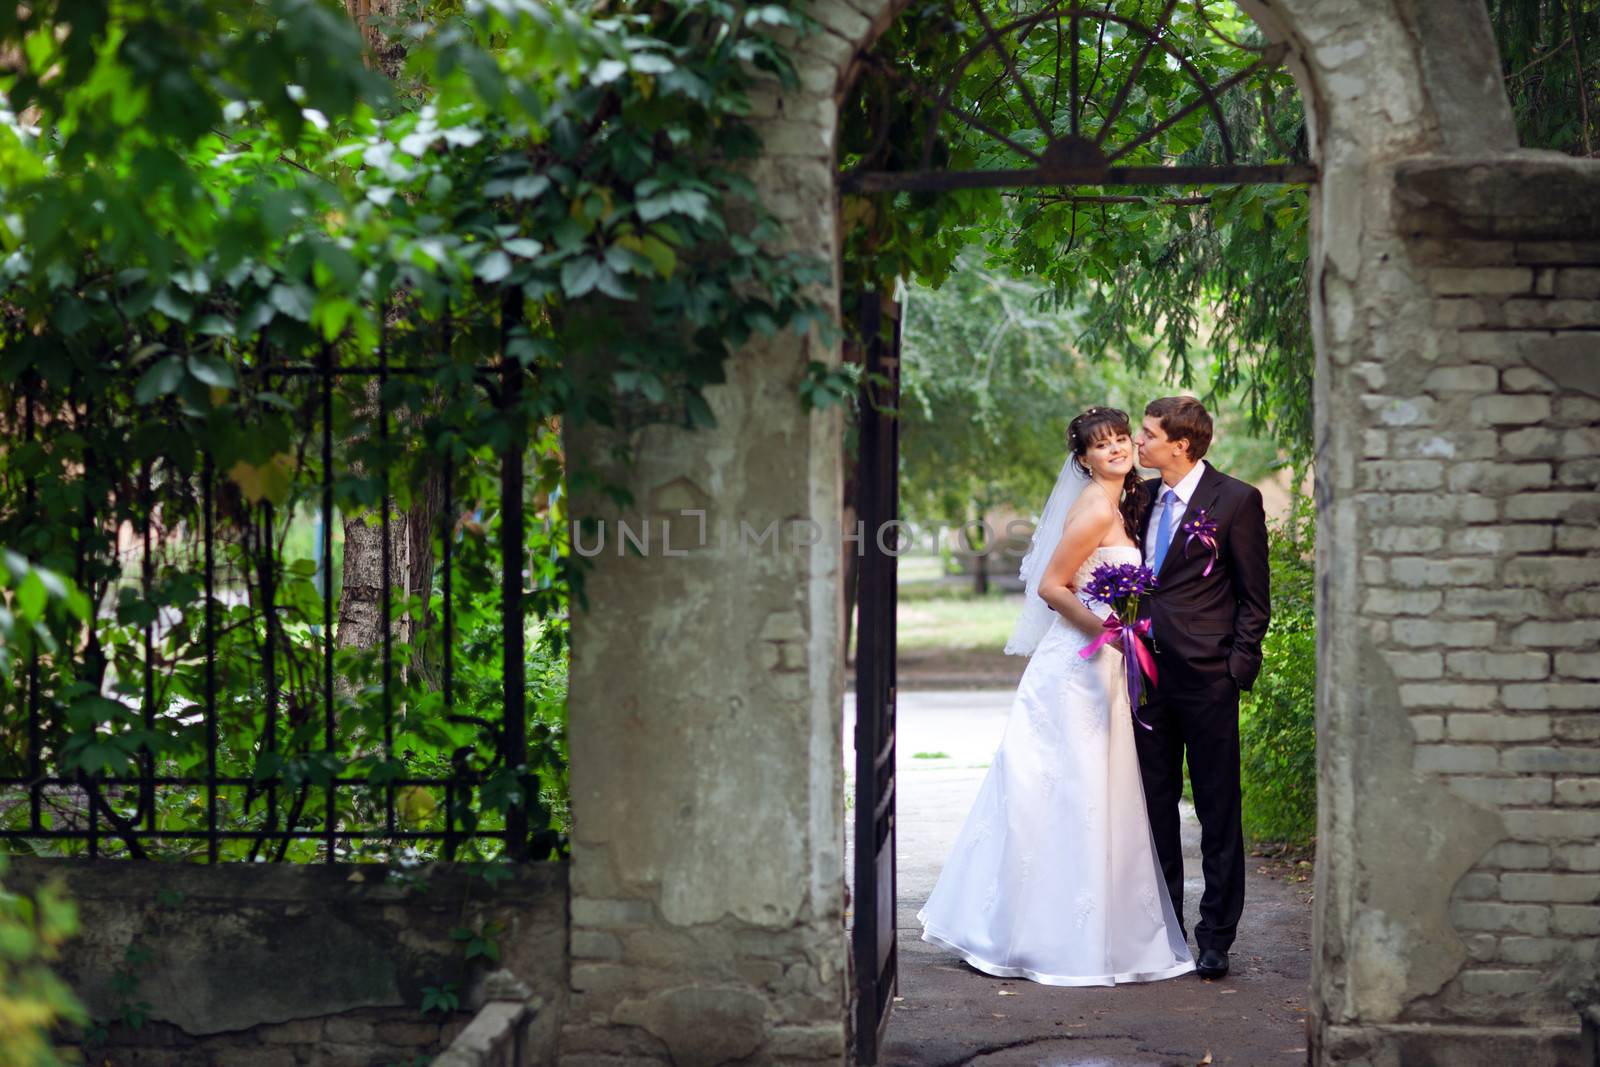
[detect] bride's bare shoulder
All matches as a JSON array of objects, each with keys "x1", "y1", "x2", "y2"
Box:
[{"x1": 1067, "y1": 485, "x2": 1117, "y2": 524}]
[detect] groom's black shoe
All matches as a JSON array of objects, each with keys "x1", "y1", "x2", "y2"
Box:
[{"x1": 1196, "y1": 949, "x2": 1229, "y2": 979}]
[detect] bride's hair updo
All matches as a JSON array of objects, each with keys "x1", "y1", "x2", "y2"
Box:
[{"x1": 1066, "y1": 406, "x2": 1146, "y2": 539}]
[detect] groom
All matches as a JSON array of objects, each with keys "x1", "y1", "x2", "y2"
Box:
[{"x1": 1133, "y1": 397, "x2": 1270, "y2": 980}]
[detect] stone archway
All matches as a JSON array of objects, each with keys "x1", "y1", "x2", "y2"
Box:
[{"x1": 561, "y1": 1, "x2": 1600, "y2": 1063}]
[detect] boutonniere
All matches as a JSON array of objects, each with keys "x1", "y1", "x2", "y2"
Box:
[{"x1": 1181, "y1": 508, "x2": 1220, "y2": 576}]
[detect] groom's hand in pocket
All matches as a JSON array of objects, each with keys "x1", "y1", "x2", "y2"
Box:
[{"x1": 1227, "y1": 649, "x2": 1262, "y2": 692}]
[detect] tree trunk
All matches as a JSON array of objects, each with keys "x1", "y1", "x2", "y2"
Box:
[
  {"x1": 343, "y1": 0, "x2": 408, "y2": 80},
  {"x1": 335, "y1": 380, "x2": 443, "y2": 676}
]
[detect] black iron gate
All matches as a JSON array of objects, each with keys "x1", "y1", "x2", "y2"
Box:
[{"x1": 852, "y1": 290, "x2": 901, "y2": 1064}]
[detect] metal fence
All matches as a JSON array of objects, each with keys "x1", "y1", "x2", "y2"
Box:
[{"x1": 0, "y1": 341, "x2": 558, "y2": 862}]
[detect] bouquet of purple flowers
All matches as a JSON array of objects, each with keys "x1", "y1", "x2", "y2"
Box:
[{"x1": 1077, "y1": 561, "x2": 1160, "y2": 729}]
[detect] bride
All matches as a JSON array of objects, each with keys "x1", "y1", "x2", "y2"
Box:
[{"x1": 916, "y1": 405, "x2": 1195, "y2": 985}]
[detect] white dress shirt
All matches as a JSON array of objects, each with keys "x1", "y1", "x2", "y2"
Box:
[{"x1": 1143, "y1": 459, "x2": 1209, "y2": 566}]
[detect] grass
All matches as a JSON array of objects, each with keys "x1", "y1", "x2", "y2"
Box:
[
  {"x1": 895, "y1": 588, "x2": 1025, "y2": 651},
  {"x1": 912, "y1": 751, "x2": 949, "y2": 759}
]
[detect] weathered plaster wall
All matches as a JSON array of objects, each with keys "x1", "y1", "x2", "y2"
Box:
[
  {"x1": 1303, "y1": 155, "x2": 1599, "y2": 1067},
  {"x1": 562, "y1": 308, "x2": 849, "y2": 1060},
  {"x1": 7, "y1": 859, "x2": 567, "y2": 1067}
]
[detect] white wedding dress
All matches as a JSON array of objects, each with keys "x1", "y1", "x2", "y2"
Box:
[{"x1": 917, "y1": 545, "x2": 1196, "y2": 985}]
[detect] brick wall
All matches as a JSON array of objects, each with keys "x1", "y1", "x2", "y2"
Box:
[{"x1": 1385, "y1": 157, "x2": 1600, "y2": 1038}]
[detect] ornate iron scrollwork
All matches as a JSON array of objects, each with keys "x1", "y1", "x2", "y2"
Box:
[{"x1": 841, "y1": 0, "x2": 1316, "y2": 192}]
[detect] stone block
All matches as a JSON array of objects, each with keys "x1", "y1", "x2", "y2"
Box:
[
  {"x1": 375, "y1": 1020, "x2": 444, "y2": 1047},
  {"x1": 1445, "y1": 462, "x2": 1552, "y2": 493},
  {"x1": 1469, "y1": 395, "x2": 1552, "y2": 425},
  {"x1": 1410, "y1": 714, "x2": 1445, "y2": 741},
  {"x1": 1446, "y1": 716, "x2": 1551, "y2": 745},
  {"x1": 1433, "y1": 298, "x2": 1488, "y2": 328},
  {"x1": 1556, "y1": 653, "x2": 1600, "y2": 680},
  {"x1": 1368, "y1": 589, "x2": 1443, "y2": 616},
  {"x1": 1449, "y1": 900, "x2": 1550, "y2": 935},
  {"x1": 1504, "y1": 298, "x2": 1600, "y2": 328},
  {"x1": 1391, "y1": 619, "x2": 1498, "y2": 647},
  {"x1": 767, "y1": 1023, "x2": 847, "y2": 1059},
  {"x1": 1504, "y1": 492, "x2": 1592, "y2": 520},
  {"x1": 1442, "y1": 587, "x2": 1550, "y2": 619},
  {"x1": 611, "y1": 986, "x2": 769, "y2": 1066},
  {"x1": 1556, "y1": 455, "x2": 1600, "y2": 487},
  {"x1": 1385, "y1": 650, "x2": 1443, "y2": 678},
  {"x1": 216, "y1": 1050, "x2": 296, "y2": 1067},
  {"x1": 1555, "y1": 715, "x2": 1600, "y2": 742},
  {"x1": 1554, "y1": 777, "x2": 1600, "y2": 805},
  {"x1": 1515, "y1": 239, "x2": 1600, "y2": 264},
  {"x1": 1497, "y1": 427, "x2": 1560, "y2": 457},
  {"x1": 1556, "y1": 525, "x2": 1600, "y2": 549},
  {"x1": 1422, "y1": 363, "x2": 1502, "y2": 391},
  {"x1": 1428, "y1": 267, "x2": 1534, "y2": 295},
  {"x1": 1500, "y1": 746, "x2": 1600, "y2": 773},
  {"x1": 1554, "y1": 843, "x2": 1600, "y2": 870},
  {"x1": 1504, "y1": 809, "x2": 1600, "y2": 841},
  {"x1": 1412, "y1": 743, "x2": 1499, "y2": 772},
  {"x1": 1444, "y1": 652, "x2": 1550, "y2": 681},
  {"x1": 1371, "y1": 526, "x2": 1446, "y2": 553},
  {"x1": 1458, "y1": 968, "x2": 1548, "y2": 996},
  {"x1": 1555, "y1": 395, "x2": 1600, "y2": 422},
  {"x1": 1397, "y1": 428, "x2": 1501, "y2": 458},
  {"x1": 570, "y1": 898, "x2": 656, "y2": 927},
  {"x1": 1357, "y1": 490, "x2": 1499, "y2": 523},
  {"x1": 1501, "y1": 366, "x2": 1556, "y2": 392},
  {"x1": 571, "y1": 930, "x2": 624, "y2": 960},
  {"x1": 1555, "y1": 268, "x2": 1600, "y2": 297},
  {"x1": 1363, "y1": 394, "x2": 1437, "y2": 426},
  {"x1": 1503, "y1": 557, "x2": 1597, "y2": 588},
  {"x1": 1485, "y1": 842, "x2": 1551, "y2": 869},
  {"x1": 1387, "y1": 557, "x2": 1498, "y2": 588},
  {"x1": 1497, "y1": 936, "x2": 1560, "y2": 965},
  {"x1": 1499, "y1": 872, "x2": 1600, "y2": 902},
  {"x1": 321, "y1": 1018, "x2": 376, "y2": 1044},
  {"x1": 1552, "y1": 904, "x2": 1600, "y2": 936},
  {"x1": 1502, "y1": 683, "x2": 1600, "y2": 710},
  {"x1": 1400, "y1": 685, "x2": 1498, "y2": 710},
  {"x1": 1446, "y1": 524, "x2": 1555, "y2": 554}
]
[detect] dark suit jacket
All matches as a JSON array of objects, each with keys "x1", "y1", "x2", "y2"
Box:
[{"x1": 1136, "y1": 464, "x2": 1271, "y2": 692}]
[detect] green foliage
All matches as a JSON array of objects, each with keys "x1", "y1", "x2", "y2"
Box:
[
  {"x1": 841, "y1": 1, "x2": 1315, "y2": 462},
  {"x1": 899, "y1": 257, "x2": 1287, "y2": 536},
  {"x1": 420, "y1": 982, "x2": 461, "y2": 1015},
  {"x1": 1492, "y1": 0, "x2": 1600, "y2": 156},
  {"x1": 845, "y1": 0, "x2": 1596, "y2": 466},
  {"x1": 0, "y1": 0, "x2": 825, "y2": 863},
  {"x1": 1239, "y1": 496, "x2": 1315, "y2": 845},
  {"x1": 0, "y1": 857, "x2": 86, "y2": 1067},
  {"x1": 0, "y1": 559, "x2": 87, "y2": 1065}
]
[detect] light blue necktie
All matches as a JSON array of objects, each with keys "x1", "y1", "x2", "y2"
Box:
[{"x1": 1150, "y1": 489, "x2": 1179, "y2": 573}]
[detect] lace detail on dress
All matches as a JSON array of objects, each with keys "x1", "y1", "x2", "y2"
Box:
[
  {"x1": 1038, "y1": 760, "x2": 1065, "y2": 800},
  {"x1": 1072, "y1": 890, "x2": 1096, "y2": 931},
  {"x1": 1026, "y1": 695, "x2": 1057, "y2": 738},
  {"x1": 1139, "y1": 881, "x2": 1162, "y2": 925},
  {"x1": 1078, "y1": 696, "x2": 1108, "y2": 737}
]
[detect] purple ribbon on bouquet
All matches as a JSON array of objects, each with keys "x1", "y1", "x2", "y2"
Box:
[
  {"x1": 1079, "y1": 615, "x2": 1159, "y2": 731},
  {"x1": 1182, "y1": 508, "x2": 1220, "y2": 577}
]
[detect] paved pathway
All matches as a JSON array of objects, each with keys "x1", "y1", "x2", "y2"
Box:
[{"x1": 845, "y1": 689, "x2": 1312, "y2": 1067}]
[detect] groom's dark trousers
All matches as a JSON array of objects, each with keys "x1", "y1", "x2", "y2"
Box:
[
  {"x1": 1133, "y1": 464, "x2": 1270, "y2": 956},
  {"x1": 1135, "y1": 676, "x2": 1246, "y2": 954}
]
